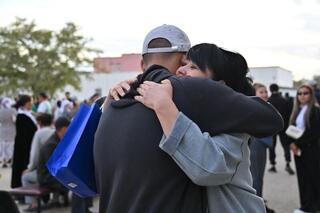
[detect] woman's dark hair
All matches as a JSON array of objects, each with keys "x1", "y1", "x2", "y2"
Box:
[
  {"x1": 39, "y1": 92, "x2": 48, "y2": 99},
  {"x1": 187, "y1": 43, "x2": 254, "y2": 96},
  {"x1": 57, "y1": 100, "x2": 62, "y2": 108},
  {"x1": 15, "y1": 95, "x2": 31, "y2": 109}
]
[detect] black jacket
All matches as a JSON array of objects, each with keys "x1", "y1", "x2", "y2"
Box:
[
  {"x1": 290, "y1": 106, "x2": 320, "y2": 150},
  {"x1": 37, "y1": 132, "x2": 65, "y2": 191},
  {"x1": 269, "y1": 93, "x2": 291, "y2": 129},
  {"x1": 11, "y1": 114, "x2": 37, "y2": 188},
  {"x1": 94, "y1": 65, "x2": 283, "y2": 213}
]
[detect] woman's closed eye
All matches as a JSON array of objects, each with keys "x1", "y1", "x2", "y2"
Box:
[{"x1": 190, "y1": 65, "x2": 198, "y2": 70}]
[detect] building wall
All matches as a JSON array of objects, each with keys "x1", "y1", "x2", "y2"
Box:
[
  {"x1": 94, "y1": 54, "x2": 142, "y2": 73},
  {"x1": 275, "y1": 67, "x2": 294, "y2": 88},
  {"x1": 249, "y1": 66, "x2": 295, "y2": 96},
  {"x1": 57, "y1": 71, "x2": 141, "y2": 101},
  {"x1": 58, "y1": 66, "x2": 295, "y2": 101},
  {"x1": 249, "y1": 67, "x2": 278, "y2": 86}
]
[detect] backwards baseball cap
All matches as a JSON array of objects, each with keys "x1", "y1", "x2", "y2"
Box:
[{"x1": 142, "y1": 24, "x2": 191, "y2": 55}]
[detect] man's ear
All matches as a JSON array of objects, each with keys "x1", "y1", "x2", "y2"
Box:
[{"x1": 140, "y1": 59, "x2": 146, "y2": 72}]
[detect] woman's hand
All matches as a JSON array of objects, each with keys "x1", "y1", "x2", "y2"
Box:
[
  {"x1": 135, "y1": 80, "x2": 178, "y2": 137},
  {"x1": 102, "y1": 78, "x2": 137, "y2": 108},
  {"x1": 135, "y1": 80, "x2": 173, "y2": 111},
  {"x1": 290, "y1": 143, "x2": 300, "y2": 156},
  {"x1": 108, "y1": 78, "x2": 137, "y2": 101}
]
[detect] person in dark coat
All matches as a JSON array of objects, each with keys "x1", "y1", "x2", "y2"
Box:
[
  {"x1": 288, "y1": 84, "x2": 320, "y2": 213},
  {"x1": 284, "y1": 92, "x2": 294, "y2": 114},
  {"x1": 268, "y1": 83, "x2": 295, "y2": 174},
  {"x1": 11, "y1": 95, "x2": 38, "y2": 188}
]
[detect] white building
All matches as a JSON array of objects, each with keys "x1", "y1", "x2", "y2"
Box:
[
  {"x1": 58, "y1": 66, "x2": 296, "y2": 101},
  {"x1": 249, "y1": 66, "x2": 295, "y2": 96},
  {"x1": 57, "y1": 71, "x2": 141, "y2": 101}
]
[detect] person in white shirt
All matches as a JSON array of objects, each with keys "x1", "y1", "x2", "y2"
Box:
[{"x1": 37, "y1": 92, "x2": 52, "y2": 115}]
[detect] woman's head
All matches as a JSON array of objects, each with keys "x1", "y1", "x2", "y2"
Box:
[
  {"x1": 289, "y1": 84, "x2": 317, "y2": 127},
  {"x1": 296, "y1": 85, "x2": 315, "y2": 106},
  {"x1": 176, "y1": 43, "x2": 254, "y2": 96},
  {"x1": 16, "y1": 95, "x2": 32, "y2": 110},
  {"x1": 253, "y1": 83, "x2": 268, "y2": 102}
]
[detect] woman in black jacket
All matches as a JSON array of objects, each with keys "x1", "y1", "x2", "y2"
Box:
[
  {"x1": 288, "y1": 84, "x2": 320, "y2": 213},
  {"x1": 11, "y1": 95, "x2": 38, "y2": 188}
]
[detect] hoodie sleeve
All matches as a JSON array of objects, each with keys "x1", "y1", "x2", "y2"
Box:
[{"x1": 172, "y1": 77, "x2": 283, "y2": 138}]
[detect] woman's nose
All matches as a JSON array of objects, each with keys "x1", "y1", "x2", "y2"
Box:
[{"x1": 176, "y1": 67, "x2": 187, "y2": 76}]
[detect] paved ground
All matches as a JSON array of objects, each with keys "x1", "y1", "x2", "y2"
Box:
[
  {"x1": 263, "y1": 144, "x2": 299, "y2": 213},
  {"x1": 0, "y1": 142, "x2": 299, "y2": 213}
]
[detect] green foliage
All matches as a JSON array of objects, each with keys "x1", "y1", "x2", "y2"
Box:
[
  {"x1": 313, "y1": 75, "x2": 320, "y2": 86},
  {"x1": 293, "y1": 79, "x2": 305, "y2": 89},
  {"x1": 0, "y1": 17, "x2": 101, "y2": 96}
]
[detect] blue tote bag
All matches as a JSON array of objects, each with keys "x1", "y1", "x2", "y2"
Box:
[{"x1": 47, "y1": 101, "x2": 103, "y2": 197}]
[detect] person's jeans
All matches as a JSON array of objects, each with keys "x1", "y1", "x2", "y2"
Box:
[
  {"x1": 250, "y1": 139, "x2": 267, "y2": 197},
  {"x1": 21, "y1": 170, "x2": 38, "y2": 204}
]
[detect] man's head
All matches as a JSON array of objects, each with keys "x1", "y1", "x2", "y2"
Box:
[
  {"x1": 141, "y1": 25, "x2": 191, "y2": 74},
  {"x1": 39, "y1": 92, "x2": 48, "y2": 102},
  {"x1": 269, "y1": 84, "x2": 279, "y2": 93},
  {"x1": 54, "y1": 117, "x2": 70, "y2": 139},
  {"x1": 36, "y1": 113, "x2": 53, "y2": 127}
]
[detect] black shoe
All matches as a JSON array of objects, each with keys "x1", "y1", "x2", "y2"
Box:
[
  {"x1": 285, "y1": 164, "x2": 295, "y2": 175},
  {"x1": 266, "y1": 206, "x2": 275, "y2": 213},
  {"x1": 23, "y1": 204, "x2": 39, "y2": 212},
  {"x1": 268, "y1": 166, "x2": 277, "y2": 173}
]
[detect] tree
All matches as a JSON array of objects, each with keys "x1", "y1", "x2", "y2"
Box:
[
  {"x1": 293, "y1": 79, "x2": 305, "y2": 89},
  {"x1": 313, "y1": 75, "x2": 320, "y2": 87},
  {"x1": 0, "y1": 18, "x2": 101, "y2": 96}
]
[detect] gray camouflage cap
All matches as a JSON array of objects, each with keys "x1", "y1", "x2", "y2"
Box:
[{"x1": 142, "y1": 24, "x2": 191, "y2": 55}]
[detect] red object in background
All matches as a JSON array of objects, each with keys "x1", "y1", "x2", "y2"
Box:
[{"x1": 94, "y1": 54, "x2": 142, "y2": 73}]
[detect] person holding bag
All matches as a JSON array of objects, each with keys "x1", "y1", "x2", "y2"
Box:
[{"x1": 287, "y1": 84, "x2": 320, "y2": 213}]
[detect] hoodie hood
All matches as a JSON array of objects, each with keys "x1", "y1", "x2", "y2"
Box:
[{"x1": 111, "y1": 65, "x2": 173, "y2": 108}]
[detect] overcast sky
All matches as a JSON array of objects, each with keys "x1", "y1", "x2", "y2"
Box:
[{"x1": 1, "y1": 0, "x2": 320, "y2": 80}]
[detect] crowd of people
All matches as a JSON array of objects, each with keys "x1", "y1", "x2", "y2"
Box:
[
  {"x1": 0, "y1": 91, "x2": 100, "y2": 212},
  {"x1": 0, "y1": 24, "x2": 320, "y2": 213}
]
